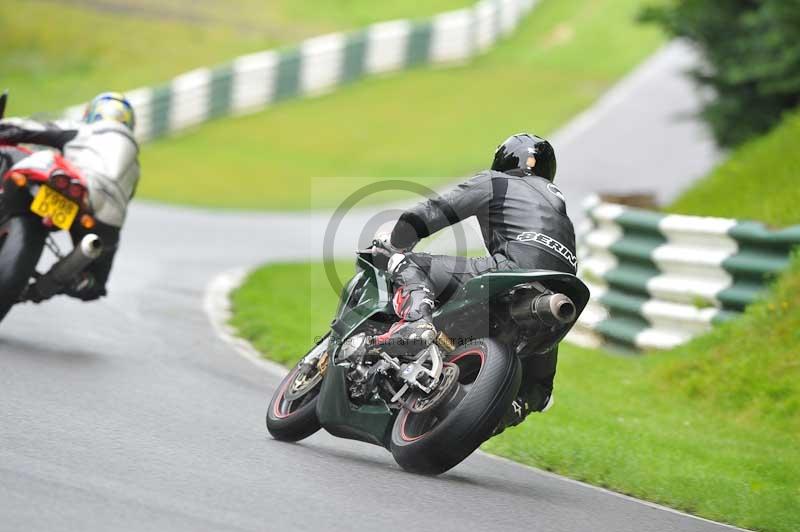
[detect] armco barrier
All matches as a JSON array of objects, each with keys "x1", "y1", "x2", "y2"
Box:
[
  {"x1": 569, "y1": 195, "x2": 800, "y2": 351},
  {"x1": 61, "y1": 0, "x2": 538, "y2": 143}
]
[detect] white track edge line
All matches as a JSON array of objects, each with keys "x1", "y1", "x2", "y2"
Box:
[
  {"x1": 203, "y1": 267, "x2": 752, "y2": 532},
  {"x1": 477, "y1": 452, "x2": 752, "y2": 531},
  {"x1": 203, "y1": 267, "x2": 288, "y2": 378}
]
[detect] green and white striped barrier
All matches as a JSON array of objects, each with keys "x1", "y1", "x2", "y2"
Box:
[
  {"x1": 62, "y1": 0, "x2": 538, "y2": 143},
  {"x1": 570, "y1": 195, "x2": 800, "y2": 351}
]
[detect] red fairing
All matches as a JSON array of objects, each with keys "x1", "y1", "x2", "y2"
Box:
[
  {"x1": 2, "y1": 149, "x2": 86, "y2": 186},
  {"x1": 53, "y1": 153, "x2": 86, "y2": 186},
  {"x1": 4, "y1": 166, "x2": 48, "y2": 183}
]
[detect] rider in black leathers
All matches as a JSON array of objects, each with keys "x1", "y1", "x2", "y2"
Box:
[{"x1": 375, "y1": 133, "x2": 576, "y2": 431}]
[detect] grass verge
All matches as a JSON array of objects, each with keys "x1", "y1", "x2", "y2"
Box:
[
  {"x1": 3, "y1": 0, "x2": 472, "y2": 116},
  {"x1": 230, "y1": 261, "x2": 347, "y2": 366},
  {"x1": 137, "y1": 0, "x2": 664, "y2": 209},
  {"x1": 668, "y1": 109, "x2": 800, "y2": 227}
]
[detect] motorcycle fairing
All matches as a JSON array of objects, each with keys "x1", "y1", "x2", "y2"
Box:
[
  {"x1": 329, "y1": 255, "x2": 392, "y2": 340},
  {"x1": 320, "y1": 257, "x2": 397, "y2": 447},
  {"x1": 434, "y1": 270, "x2": 590, "y2": 319},
  {"x1": 316, "y1": 364, "x2": 394, "y2": 449},
  {"x1": 8, "y1": 150, "x2": 86, "y2": 186},
  {"x1": 434, "y1": 270, "x2": 590, "y2": 354}
]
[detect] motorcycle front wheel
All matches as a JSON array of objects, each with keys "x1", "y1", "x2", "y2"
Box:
[
  {"x1": 266, "y1": 335, "x2": 329, "y2": 442},
  {"x1": 390, "y1": 338, "x2": 521, "y2": 475},
  {"x1": 0, "y1": 216, "x2": 46, "y2": 324}
]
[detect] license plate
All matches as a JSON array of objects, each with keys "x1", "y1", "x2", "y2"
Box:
[{"x1": 30, "y1": 185, "x2": 80, "y2": 230}]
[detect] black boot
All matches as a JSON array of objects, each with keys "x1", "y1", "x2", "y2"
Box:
[{"x1": 493, "y1": 393, "x2": 553, "y2": 436}]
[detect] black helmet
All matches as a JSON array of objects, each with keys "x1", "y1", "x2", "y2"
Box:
[{"x1": 491, "y1": 133, "x2": 556, "y2": 182}]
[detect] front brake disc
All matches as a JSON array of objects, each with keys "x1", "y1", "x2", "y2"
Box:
[
  {"x1": 408, "y1": 363, "x2": 460, "y2": 414},
  {"x1": 285, "y1": 366, "x2": 323, "y2": 401}
]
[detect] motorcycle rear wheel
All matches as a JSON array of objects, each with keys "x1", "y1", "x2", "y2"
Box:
[
  {"x1": 390, "y1": 338, "x2": 521, "y2": 475},
  {"x1": 266, "y1": 336, "x2": 328, "y2": 442},
  {"x1": 0, "y1": 216, "x2": 46, "y2": 324}
]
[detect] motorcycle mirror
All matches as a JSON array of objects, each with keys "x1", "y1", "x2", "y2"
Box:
[{"x1": 0, "y1": 90, "x2": 7, "y2": 119}]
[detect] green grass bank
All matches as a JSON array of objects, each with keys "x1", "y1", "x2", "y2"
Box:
[
  {"x1": 137, "y1": 0, "x2": 663, "y2": 209},
  {"x1": 668, "y1": 109, "x2": 800, "y2": 226},
  {"x1": 3, "y1": 0, "x2": 472, "y2": 116}
]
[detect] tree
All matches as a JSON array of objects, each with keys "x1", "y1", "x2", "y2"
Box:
[{"x1": 642, "y1": 0, "x2": 800, "y2": 147}]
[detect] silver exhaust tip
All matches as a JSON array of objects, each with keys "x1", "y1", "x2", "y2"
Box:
[
  {"x1": 548, "y1": 293, "x2": 577, "y2": 324},
  {"x1": 79, "y1": 234, "x2": 103, "y2": 260}
]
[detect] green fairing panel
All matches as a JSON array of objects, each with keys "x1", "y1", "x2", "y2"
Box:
[
  {"x1": 434, "y1": 270, "x2": 591, "y2": 319},
  {"x1": 331, "y1": 257, "x2": 393, "y2": 339},
  {"x1": 319, "y1": 257, "x2": 397, "y2": 449},
  {"x1": 316, "y1": 365, "x2": 394, "y2": 448}
]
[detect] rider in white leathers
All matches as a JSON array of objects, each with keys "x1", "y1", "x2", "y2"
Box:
[{"x1": 0, "y1": 92, "x2": 140, "y2": 300}]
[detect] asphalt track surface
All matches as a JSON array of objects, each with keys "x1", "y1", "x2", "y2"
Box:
[{"x1": 1, "y1": 42, "x2": 739, "y2": 531}]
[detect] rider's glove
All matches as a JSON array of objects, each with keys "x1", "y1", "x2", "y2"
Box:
[
  {"x1": 371, "y1": 232, "x2": 405, "y2": 271},
  {"x1": 374, "y1": 232, "x2": 404, "y2": 254},
  {"x1": 65, "y1": 272, "x2": 107, "y2": 302}
]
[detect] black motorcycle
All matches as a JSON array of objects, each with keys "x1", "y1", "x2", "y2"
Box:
[{"x1": 267, "y1": 242, "x2": 589, "y2": 475}]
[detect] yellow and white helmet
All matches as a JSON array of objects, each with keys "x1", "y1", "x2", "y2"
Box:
[{"x1": 83, "y1": 92, "x2": 135, "y2": 131}]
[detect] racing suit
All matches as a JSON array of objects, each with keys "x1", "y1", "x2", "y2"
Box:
[
  {"x1": 388, "y1": 169, "x2": 577, "y2": 421},
  {"x1": 0, "y1": 118, "x2": 140, "y2": 300}
]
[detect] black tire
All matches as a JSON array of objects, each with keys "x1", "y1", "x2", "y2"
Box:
[
  {"x1": 0, "y1": 216, "x2": 46, "y2": 324},
  {"x1": 390, "y1": 338, "x2": 521, "y2": 475},
  {"x1": 266, "y1": 337, "x2": 328, "y2": 442}
]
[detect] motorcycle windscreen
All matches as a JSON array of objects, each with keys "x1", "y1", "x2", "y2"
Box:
[{"x1": 330, "y1": 259, "x2": 392, "y2": 338}]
